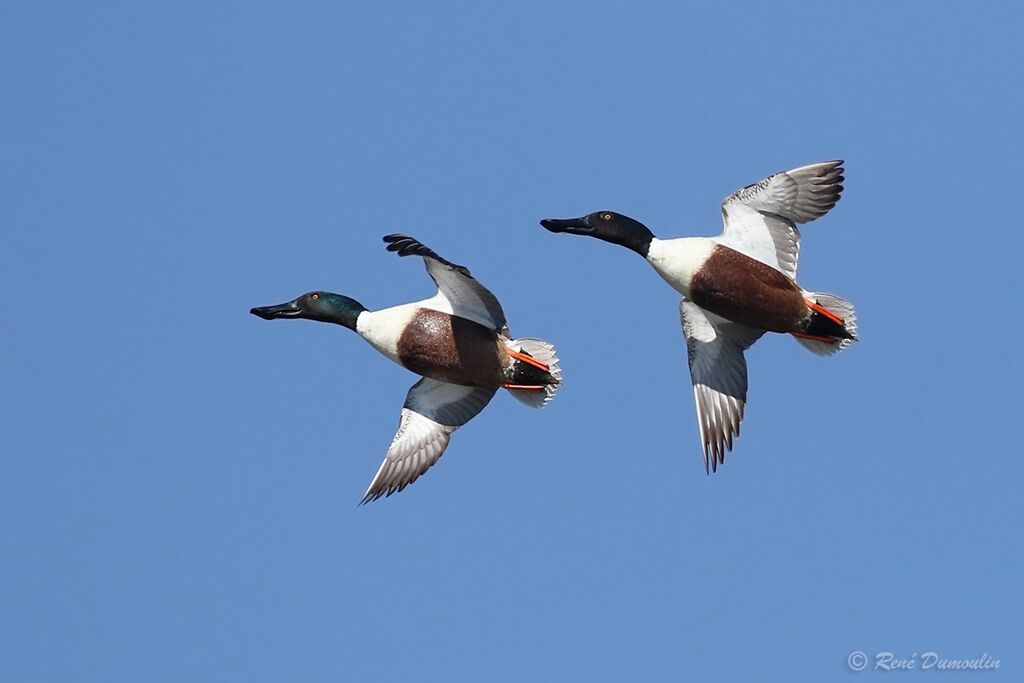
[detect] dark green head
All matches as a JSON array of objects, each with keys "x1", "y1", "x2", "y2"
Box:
[
  {"x1": 540, "y1": 211, "x2": 655, "y2": 257},
  {"x1": 250, "y1": 291, "x2": 366, "y2": 331}
]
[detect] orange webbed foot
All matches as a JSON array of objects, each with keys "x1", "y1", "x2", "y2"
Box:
[
  {"x1": 805, "y1": 299, "x2": 846, "y2": 326},
  {"x1": 791, "y1": 331, "x2": 836, "y2": 343},
  {"x1": 506, "y1": 348, "x2": 550, "y2": 372}
]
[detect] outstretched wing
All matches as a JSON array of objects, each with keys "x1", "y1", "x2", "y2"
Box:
[
  {"x1": 361, "y1": 377, "x2": 496, "y2": 503},
  {"x1": 383, "y1": 234, "x2": 507, "y2": 332},
  {"x1": 679, "y1": 300, "x2": 765, "y2": 473},
  {"x1": 716, "y1": 160, "x2": 844, "y2": 279}
]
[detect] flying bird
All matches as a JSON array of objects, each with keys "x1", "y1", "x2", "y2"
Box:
[
  {"x1": 251, "y1": 235, "x2": 562, "y2": 502},
  {"x1": 540, "y1": 161, "x2": 856, "y2": 472}
]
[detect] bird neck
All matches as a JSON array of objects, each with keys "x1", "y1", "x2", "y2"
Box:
[
  {"x1": 593, "y1": 220, "x2": 655, "y2": 257},
  {"x1": 319, "y1": 294, "x2": 367, "y2": 331}
]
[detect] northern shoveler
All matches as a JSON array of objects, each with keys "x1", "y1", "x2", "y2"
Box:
[
  {"x1": 541, "y1": 161, "x2": 856, "y2": 472},
  {"x1": 251, "y1": 235, "x2": 562, "y2": 502}
]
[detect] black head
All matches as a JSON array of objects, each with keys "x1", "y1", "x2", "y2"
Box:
[
  {"x1": 250, "y1": 291, "x2": 366, "y2": 331},
  {"x1": 540, "y1": 211, "x2": 654, "y2": 257}
]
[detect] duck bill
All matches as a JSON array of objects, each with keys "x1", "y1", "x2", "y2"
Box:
[
  {"x1": 540, "y1": 216, "x2": 590, "y2": 234},
  {"x1": 250, "y1": 298, "x2": 303, "y2": 320}
]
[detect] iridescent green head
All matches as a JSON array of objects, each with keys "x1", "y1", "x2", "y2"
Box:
[{"x1": 250, "y1": 291, "x2": 366, "y2": 331}]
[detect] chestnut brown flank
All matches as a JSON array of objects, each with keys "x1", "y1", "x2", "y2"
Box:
[
  {"x1": 690, "y1": 246, "x2": 808, "y2": 332},
  {"x1": 396, "y1": 309, "x2": 506, "y2": 387}
]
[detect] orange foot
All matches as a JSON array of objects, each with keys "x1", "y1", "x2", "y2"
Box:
[
  {"x1": 805, "y1": 299, "x2": 845, "y2": 326},
  {"x1": 506, "y1": 348, "x2": 549, "y2": 372},
  {"x1": 792, "y1": 331, "x2": 836, "y2": 343},
  {"x1": 502, "y1": 383, "x2": 546, "y2": 390}
]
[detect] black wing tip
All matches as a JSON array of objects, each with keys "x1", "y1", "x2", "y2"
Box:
[
  {"x1": 380, "y1": 234, "x2": 472, "y2": 276},
  {"x1": 702, "y1": 435, "x2": 733, "y2": 474},
  {"x1": 359, "y1": 490, "x2": 388, "y2": 505},
  {"x1": 359, "y1": 482, "x2": 406, "y2": 505},
  {"x1": 704, "y1": 449, "x2": 722, "y2": 474},
  {"x1": 360, "y1": 460, "x2": 427, "y2": 504},
  {"x1": 382, "y1": 233, "x2": 425, "y2": 255}
]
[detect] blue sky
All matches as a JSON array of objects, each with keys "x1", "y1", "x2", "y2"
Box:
[{"x1": 3, "y1": 2, "x2": 1022, "y2": 681}]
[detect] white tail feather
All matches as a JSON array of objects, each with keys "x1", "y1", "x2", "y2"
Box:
[
  {"x1": 793, "y1": 336, "x2": 839, "y2": 356},
  {"x1": 795, "y1": 291, "x2": 858, "y2": 356},
  {"x1": 505, "y1": 338, "x2": 562, "y2": 408}
]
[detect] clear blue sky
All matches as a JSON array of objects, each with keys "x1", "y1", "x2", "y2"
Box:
[{"x1": 3, "y1": 2, "x2": 1022, "y2": 681}]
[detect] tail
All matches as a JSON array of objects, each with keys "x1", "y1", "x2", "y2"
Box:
[
  {"x1": 793, "y1": 292, "x2": 858, "y2": 356},
  {"x1": 503, "y1": 338, "x2": 563, "y2": 408}
]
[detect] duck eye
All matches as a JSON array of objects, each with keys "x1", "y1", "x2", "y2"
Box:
[
  {"x1": 311, "y1": 293, "x2": 320, "y2": 301},
  {"x1": 602, "y1": 213, "x2": 613, "y2": 221}
]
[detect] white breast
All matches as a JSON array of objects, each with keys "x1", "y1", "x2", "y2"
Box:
[
  {"x1": 646, "y1": 237, "x2": 717, "y2": 296},
  {"x1": 355, "y1": 302, "x2": 423, "y2": 365}
]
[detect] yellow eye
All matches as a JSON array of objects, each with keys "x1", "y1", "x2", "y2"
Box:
[
  {"x1": 602, "y1": 213, "x2": 613, "y2": 221},
  {"x1": 311, "y1": 293, "x2": 320, "y2": 301}
]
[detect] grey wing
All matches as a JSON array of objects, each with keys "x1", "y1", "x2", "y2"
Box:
[
  {"x1": 361, "y1": 378, "x2": 497, "y2": 503},
  {"x1": 679, "y1": 300, "x2": 765, "y2": 473},
  {"x1": 383, "y1": 234, "x2": 508, "y2": 332},
  {"x1": 717, "y1": 160, "x2": 844, "y2": 279}
]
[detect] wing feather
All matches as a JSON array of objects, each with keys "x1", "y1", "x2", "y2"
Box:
[
  {"x1": 717, "y1": 160, "x2": 844, "y2": 279},
  {"x1": 679, "y1": 300, "x2": 765, "y2": 472},
  {"x1": 383, "y1": 234, "x2": 507, "y2": 332},
  {"x1": 361, "y1": 378, "x2": 496, "y2": 503}
]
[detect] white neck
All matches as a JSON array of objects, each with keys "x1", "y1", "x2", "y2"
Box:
[
  {"x1": 355, "y1": 302, "x2": 421, "y2": 365},
  {"x1": 645, "y1": 237, "x2": 717, "y2": 296}
]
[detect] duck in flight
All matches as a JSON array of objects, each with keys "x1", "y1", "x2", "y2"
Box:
[
  {"x1": 540, "y1": 161, "x2": 856, "y2": 472},
  {"x1": 251, "y1": 235, "x2": 562, "y2": 502}
]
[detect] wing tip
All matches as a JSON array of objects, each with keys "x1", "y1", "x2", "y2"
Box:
[
  {"x1": 359, "y1": 464, "x2": 419, "y2": 504},
  {"x1": 381, "y1": 234, "x2": 472, "y2": 276},
  {"x1": 358, "y1": 485, "x2": 400, "y2": 505},
  {"x1": 694, "y1": 384, "x2": 744, "y2": 475},
  {"x1": 792, "y1": 159, "x2": 844, "y2": 174}
]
